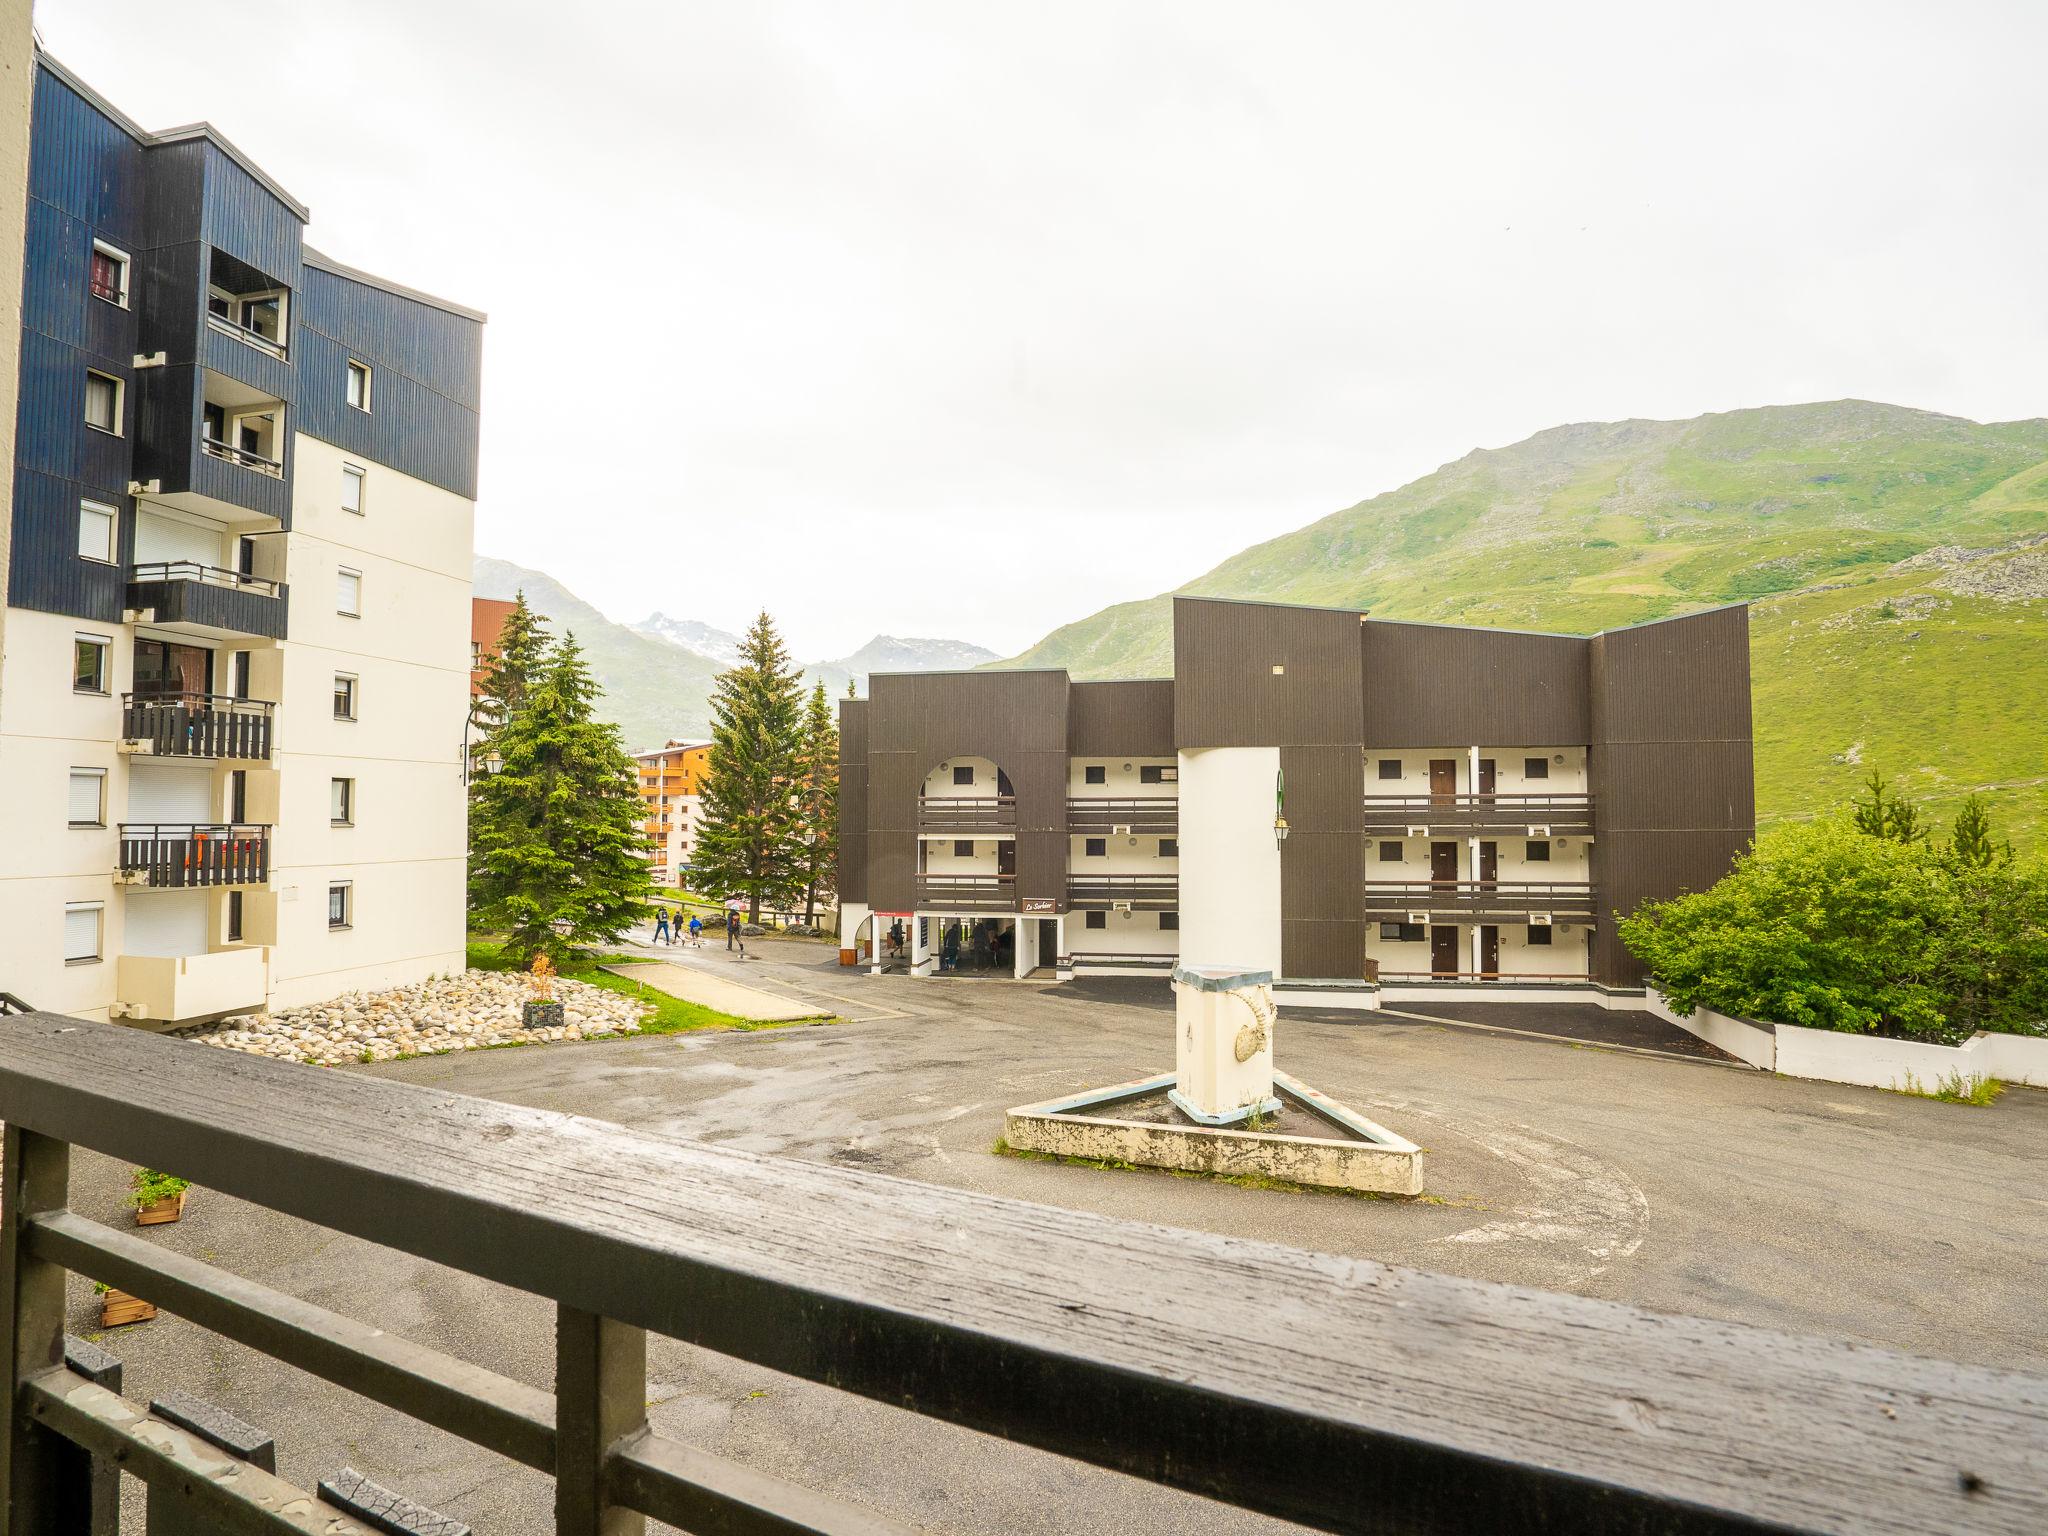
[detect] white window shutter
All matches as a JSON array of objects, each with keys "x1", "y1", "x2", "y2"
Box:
[
  {"x1": 337, "y1": 568, "x2": 361, "y2": 614},
  {"x1": 67, "y1": 769, "x2": 104, "y2": 824},
  {"x1": 63, "y1": 904, "x2": 101, "y2": 962}
]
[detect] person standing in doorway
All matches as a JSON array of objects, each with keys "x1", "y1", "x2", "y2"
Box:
[{"x1": 652, "y1": 908, "x2": 670, "y2": 946}]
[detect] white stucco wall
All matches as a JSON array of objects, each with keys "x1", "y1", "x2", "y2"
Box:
[{"x1": 1176, "y1": 746, "x2": 1280, "y2": 977}]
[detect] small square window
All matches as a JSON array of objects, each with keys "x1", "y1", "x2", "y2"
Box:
[
  {"x1": 1526, "y1": 840, "x2": 1552, "y2": 862},
  {"x1": 77, "y1": 500, "x2": 116, "y2": 563},
  {"x1": 1159, "y1": 911, "x2": 1179, "y2": 931},
  {"x1": 341, "y1": 463, "x2": 366, "y2": 514},
  {"x1": 331, "y1": 777, "x2": 355, "y2": 825},
  {"x1": 67, "y1": 767, "x2": 106, "y2": 827},
  {"x1": 1527, "y1": 924, "x2": 1554, "y2": 946},
  {"x1": 327, "y1": 882, "x2": 353, "y2": 929},
  {"x1": 1140, "y1": 765, "x2": 1174, "y2": 785},
  {"x1": 952, "y1": 839, "x2": 974, "y2": 858},
  {"x1": 1378, "y1": 840, "x2": 1403, "y2": 862},
  {"x1": 1084, "y1": 837, "x2": 1106, "y2": 857},
  {"x1": 333, "y1": 674, "x2": 357, "y2": 720},
  {"x1": 1377, "y1": 759, "x2": 1403, "y2": 781},
  {"x1": 83, "y1": 370, "x2": 121, "y2": 434},
  {"x1": 1158, "y1": 838, "x2": 1178, "y2": 858},
  {"x1": 72, "y1": 635, "x2": 109, "y2": 694},
  {"x1": 1525, "y1": 757, "x2": 1551, "y2": 780},
  {"x1": 952, "y1": 765, "x2": 974, "y2": 786},
  {"x1": 64, "y1": 901, "x2": 104, "y2": 964},
  {"x1": 1083, "y1": 765, "x2": 1106, "y2": 785},
  {"x1": 89, "y1": 241, "x2": 128, "y2": 305},
  {"x1": 346, "y1": 360, "x2": 372, "y2": 411},
  {"x1": 1378, "y1": 921, "x2": 1406, "y2": 941},
  {"x1": 337, "y1": 567, "x2": 362, "y2": 616},
  {"x1": 1084, "y1": 910, "x2": 1106, "y2": 930}
]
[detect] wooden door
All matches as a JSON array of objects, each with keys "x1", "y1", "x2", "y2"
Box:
[
  {"x1": 1039, "y1": 919, "x2": 1058, "y2": 964},
  {"x1": 1477, "y1": 758, "x2": 1496, "y2": 795},
  {"x1": 1479, "y1": 924, "x2": 1499, "y2": 977},
  {"x1": 1430, "y1": 927, "x2": 1459, "y2": 978},
  {"x1": 997, "y1": 841, "x2": 1017, "y2": 876},
  {"x1": 1478, "y1": 841, "x2": 1498, "y2": 888},
  {"x1": 1429, "y1": 842, "x2": 1458, "y2": 886},
  {"x1": 1429, "y1": 759, "x2": 1457, "y2": 804}
]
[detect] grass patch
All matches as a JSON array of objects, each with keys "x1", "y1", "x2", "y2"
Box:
[
  {"x1": 465, "y1": 939, "x2": 829, "y2": 1036},
  {"x1": 1891, "y1": 1069, "x2": 2005, "y2": 1106},
  {"x1": 990, "y1": 1138, "x2": 1446, "y2": 1202}
]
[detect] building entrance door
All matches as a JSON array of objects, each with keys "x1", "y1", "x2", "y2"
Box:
[
  {"x1": 1479, "y1": 924, "x2": 1499, "y2": 977},
  {"x1": 1038, "y1": 918, "x2": 1058, "y2": 966},
  {"x1": 1429, "y1": 842, "x2": 1458, "y2": 886},
  {"x1": 997, "y1": 842, "x2": 1017, "y2": 877},
  {"x1": 1478, "y1": 841, "x2": 1498, "y2": 888},
  {"x1": 1477, "y1": 758, "x2": 1496, "y2": 795},
  {"x1": 1430, "y1": 926, "x2": 1459, "y2": 978},
  {"x1": 1429, "y1": 759, "x2": 1457, "y2": 804}
]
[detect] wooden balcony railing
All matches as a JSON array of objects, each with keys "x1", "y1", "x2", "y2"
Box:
[
  {"x1": 914, "y1": 873, "x2": 1016, "y2": 909},
  {"x1": 1065, "y1": 796, "x2": 1178, "y2": 833},
  {"x1": 1362, "y1": 879, "x2": 1597, "y2": 917},
  {"x1": 917, "y1": 795, "x2": 1017, "y2": 833},
  {"x1": 120, "y1": 692, "x2": 274, "y2": 761},
  {"x1": 0, "y1": 1012, "x2": 2038, "y2": 1533},
  {"x1": 116, "y1": 823, "x2": 270, "y2": 889},
  {"x1": 1066, "y1": 873, "x2": 1179, "y2": 909},
  {"x1": 1361, "y1": 791, "x2": 1595, "y2": 834}
]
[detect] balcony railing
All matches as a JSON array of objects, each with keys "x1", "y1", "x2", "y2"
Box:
[
  {"x1": 1362, "y1": 879, "x2": 1597, "y2": 918},
  {"x1": 917, "y1": 795, "x2": 1017, "y2": 833},
  {"x1": 1066, "y1": 796, "x2": 1178, "y2": 833},
  {"x1": 915, "y1": 873, "x2": 1016, "y2": 910},
  {"x1": 127, "y1": 562, "x2": 288, "y2": 640},
  {"x1": 120, "y1": 692, "x2": 273, "y2": 761},
  {"x1": 1361, "y1": 791, "x2": 1595, "y2": 835},
  {"x1": 117, "y1": 824, "x2": 271, "y2": 889},
  {"x1": 205, "y1": 311, "x2": 287, "y2": 358},
  {"x1": 129, "y1": 560, "x2": 281, "y2": 598},
  {"x1": 200, "y1": 432, "x2": 285, "y2": 477},
  {"x1": 1067, "y1": 873, "x2": 1179, "y2": 909},
  {"x1": 114, "y1": 947, "x2": 270, "y2": 1024},
  {"x1": 0, "y1": 1012, "x2": 2033, "y2": 1535}
]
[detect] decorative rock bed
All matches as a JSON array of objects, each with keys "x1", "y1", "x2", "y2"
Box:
[{"x1": 184, "y1": 971, "x2": 650, "y2": 1067}]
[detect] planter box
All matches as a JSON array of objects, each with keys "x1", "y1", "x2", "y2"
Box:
[
  {"x1": 134, "y1": 1190, "x2": 186, "y2": 1225},
  {"x1": 100, "y1": 1289, "x2": 156, "y2": 1327},
  {"x1": 522, "y1": 1000, "x2": 564, "y2": 1031}
]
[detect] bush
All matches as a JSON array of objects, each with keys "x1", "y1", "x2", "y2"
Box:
[
  {"x1": 1620, "y1": 819, "x2": 2048, "y2": 1043},
  {"x1": 129, "y1": 1168, "x2": 189, "y2": 1208}
]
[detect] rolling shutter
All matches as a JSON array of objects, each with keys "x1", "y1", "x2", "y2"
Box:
[
  {"x1": 63, "y1": 904, "x2": 101, "y2": 962},
  {"x1": 67, "y1": 768, "x2": 105, "y2": 825}
]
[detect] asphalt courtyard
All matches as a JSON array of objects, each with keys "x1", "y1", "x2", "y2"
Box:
[{"x1": 68, "y1": 936, "x2": 2048, "y2": 1534}]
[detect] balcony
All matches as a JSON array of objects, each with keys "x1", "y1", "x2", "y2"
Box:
[
  {"x1": 918, "y1": 795, "x2": 1017, "y2": 834},
  {"x1": 126, "y1": 561, "x2": 288, "y2": 641},
  {"x1": 113, "y1": 947, "x2": 270, "y2": 1025},
  {"x1": 1067, "y1": 873, "x2": 1179, "y2": 910},
  {"x1": 1361, "y1": 792, "x2": 1595, "y2": 837},
  {"x1": 120, "y1": 693, "x2": 273, "y2": 761},
  {"x1": 199, "y1": 431, "x2": 284, "y2": 478},
  {"x1": 916, "y1": 873, "x2": 1016, "y2": 910},
  {"x1": 116, "y1": 824, "x2": 271, "y2": 890},
  {"x1": 1361, "y1": 879, "x2": 1597, "y2": 920},
  {"x1": 1066, "y1": 796, "x2": 1178, "y2": 834}
]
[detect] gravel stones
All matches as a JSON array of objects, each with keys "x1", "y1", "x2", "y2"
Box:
[{"x1": 185, "y1": 971, "x2": 650, "y2": 1068}]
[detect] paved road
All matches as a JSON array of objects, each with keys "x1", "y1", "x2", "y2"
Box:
[{"x1": 74, "y1": 939, "x2": 2048, "y2": 1533}]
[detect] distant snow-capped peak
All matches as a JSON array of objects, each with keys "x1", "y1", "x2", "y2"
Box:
[{"x1": 631, "y1": 614, "x2": 743, "y2": 666}]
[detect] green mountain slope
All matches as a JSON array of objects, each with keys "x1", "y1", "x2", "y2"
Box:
[{"x1": 1000, "y1": 401, "x2": 2048, "y2": 847}]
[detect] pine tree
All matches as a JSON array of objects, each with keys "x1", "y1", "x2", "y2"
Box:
[
  {"x1": 1946, "y1": 794, "x2": 2012, "y2": 869},
  {"x1": 472, "y1": 591, "x2": 551, "y2": 749},
  {"x1": 468, "y1": 632, "x2": 654, "y2": 962},
  {"x1": 692, "y1": 612, "x2": 806, "y2": 923},
  {"x1": 793, "y1": 681, "x2": 840, "y2": 926},
  {"x1": 1852, "y1": 769, "x2": 1927, "y2": 844},
  {"x1": 845, "y1": 676, "x2": 857, "y2": 699}
]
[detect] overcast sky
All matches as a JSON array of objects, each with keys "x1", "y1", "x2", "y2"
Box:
[{"x1": 35, "y1": 1, "x2": 2048, "y2": 659}]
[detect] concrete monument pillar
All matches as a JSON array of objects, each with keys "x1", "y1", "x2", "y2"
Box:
[{"x1": 1168, "y1": 965, "x2": 1281, "y2": 1126}]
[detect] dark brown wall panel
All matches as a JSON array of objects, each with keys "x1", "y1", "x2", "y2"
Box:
[
  {"x1": 1589, "y1": 605, "x2": 1755, "y2": 985},
  {"x1": 1174, "y1": 598, "x2": 1366, "y2": 748},
  {"x1": 836, "y1": 699, "x2": 869, "y2": 905},
  {"x1": 1279, "y1": 746, "x2": 1367, "y2": 979},
  {"x1": 1362, "y1": 622, "x2": 1590, "y2": 748},
  {"x1": 1068, "y1": 679, "x2": 1175, "y2": 756}
]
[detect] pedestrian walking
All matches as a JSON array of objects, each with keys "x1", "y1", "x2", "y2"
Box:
[
  {"x1": 687, "y1": 913, "x2": 703, "y2": 946},
  {"x1": 653, "y1": 909, "x2": 670, "y2": 945},
  {"x1": 727, "y1": 910, "x2": 740, "y2": 951}
]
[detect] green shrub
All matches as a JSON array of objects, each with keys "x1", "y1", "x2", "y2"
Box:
[{"x1": 128, "y1": 1169, "x2": 189, "y2": 1208}]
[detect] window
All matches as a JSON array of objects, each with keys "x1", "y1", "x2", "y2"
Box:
[
  {"x1": 952, "y1": 839, "x2": 974, "y2": 858},
  {"x1": 72, "y1": 635, "x2": 109, "y2": 694},
  {"x1": 67, "y1": 767, "x2": 106, "y2": 827},
  {"x1": 89, "y1": 241, "x2": 128, "y2": 305},
  {"x1": 1140, "y1": 765, "x2": 1177, "y2": 785},
  {"x1": 1159, "y1": 911, "x2": 1179, "y2": 931},
  {"x1": 77, "y1": 500, "x2": 116, "y2": 563},
  {"x1": 1526, "y1": 840, "x2": 1552, "y2": 862},
  {"x1": 337, "y1": 567, "x2": 362, "y2": 616},
  {"x1": 346, "y1": 359, "x2": 372, "y2": 410},
  {"x1": 330, "y1": 777, "x2": 355, "y2": 825},
  {"x1": 333, "y1": 673, "x2": 357, "y2": 720},
  {"x1": 1084, "y1": 910, "x2": 1106, "y2": 930},
  {"x1": 1377, "y1": 759, "x2": 1403, "y2": 781},
  {"x1": 951, "y1": 765, "x2": 974, "y2": 786},
  {"x1": 226, "y1": 890, "x2": 244, "y2": 943},
  {"x1": 1158, "y1": 838, "x2": 1178, "y2": 857},
  {"x1": 1083, "y1": 765, "x2": 1106, "y2": 785},
  {"x1": 83, "y1": 370, "x2": 121, "y2": 434},
  {"x1": 1377, "y1": 840, "x2": 1404, "y2": 862},
  {"x1": 1084, "y1": 838, "x2": 1106, "y2": 858},
  {"x1": 1525, "y1": 757, "x2": 1550, "y2": 780},
  {"x1": 1527, "y1": 924, "x2": 1554, "y2": 946},
  {"x1": 327, "y1": 882, "x2": 353, "y2": 930},
  {"x1": 64, "y1": 902, "x2": 104, "y2": 964},
  {"x1": 341, "y1": 463, "x2": 366, "y2": 515},
  {"x1": 1379, "y1": 921, "x2": 1425, "y2": 942}
]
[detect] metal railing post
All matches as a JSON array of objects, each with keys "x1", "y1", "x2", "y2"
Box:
[
  {"x1": 0, "y1": 1127, "x2": 86, "y2": 1532},
  {"x1": 554, "y1": 1306, "x2": 646, "y2": 1536}
]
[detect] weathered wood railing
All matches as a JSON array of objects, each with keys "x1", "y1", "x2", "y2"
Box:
[{"x1": 0, "y1": 1012, "x2": 2042, "y2": 1534}]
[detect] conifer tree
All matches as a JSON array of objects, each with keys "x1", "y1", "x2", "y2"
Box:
[
  {"x1": 1946, "y1": 794, "x2": 2012, "y2": 869},
  {"x1": 472, "y1": 590, "x2": 549, "y2": 744},
  {"x1": 692, "y1": 612, "x2": 806, "y2": 923},
  {"x1": 794, "y1": 680, "x2": 840, "y2": 926},
  {"x1": 468, "y1": 632, "x2": 653, "y2": 962}
]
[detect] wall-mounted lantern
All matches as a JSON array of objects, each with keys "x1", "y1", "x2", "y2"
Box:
[{"x1": 1274, "y1": 768, "x2": 1289, "y2": 849}]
